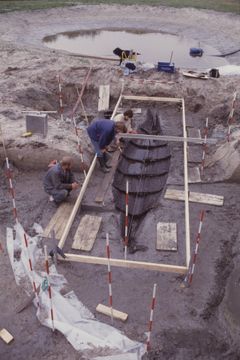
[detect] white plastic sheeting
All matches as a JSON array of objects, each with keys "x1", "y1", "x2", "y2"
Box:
[{"x1": 6, "y1": 222, "x2": 145, "y2": 359}]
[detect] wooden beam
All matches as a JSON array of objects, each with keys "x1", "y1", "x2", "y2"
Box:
[
  {"x1": 122, "y1": 95, "x2": 182, "y2": 103},
  {"x1": 60, "y1": 253, "x2": 188, "y2": 274},
  {"x1": 110, "y1": 89, "x2": 124, "y2": 120},
  {"x1": 96, "y1": 304, "x2": 128, "y2": 321},
  {"x1": 95, "y1": 150, "x2": 120, "y2": 203},
  {"x1": 98, "y1": 85, "x2": 110, "y2": 112},
  {"x1": 182, "y1": 98, "x2": 191, "y2": 267},
  {"x1": 58, "y1": 155, "x2": 97, "y2": 249},
  {"x1": 119, "y1": 133, "x2": 216, "y2": 145},
  {"x1": 164, "y1": 188, "x2": 224, "y2": 206}
]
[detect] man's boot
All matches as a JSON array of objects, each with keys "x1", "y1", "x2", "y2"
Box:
[
  {"x1": 98, "y1": 157, "x2": 110, "y2": 173},
  {"x1": 103, "y1": 152, "x2": 112, "y2": 169}
]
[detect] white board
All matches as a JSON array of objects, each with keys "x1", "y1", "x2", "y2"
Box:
[
  {"x1": 156, "y1": 222, "x2": 177, "y2": 251},
  {"x1": 188, "y1": 167, "x2": 201, "y2": 183},
  {"x1": 72, "y1": 215, "x2": 102, "y2": 251},
  {"x1": 98, "y1": 85, "x2": 110, "y2": 112}
]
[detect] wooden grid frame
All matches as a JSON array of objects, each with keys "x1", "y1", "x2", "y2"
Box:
[{"x1": 58, "y1": 94, "x2": 193, "y2": 274}]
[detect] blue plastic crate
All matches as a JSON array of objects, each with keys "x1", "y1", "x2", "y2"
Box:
[
  {"x1": 157, "y1": 62, "x2": 175, "y2": 73},
  {"x1": 189, "y1": 48, "x2": 203, "y2": 57}
]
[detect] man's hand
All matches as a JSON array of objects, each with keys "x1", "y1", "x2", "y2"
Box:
[{"x1": 71, "y1": 182, "x2": 79, "y2": 190}]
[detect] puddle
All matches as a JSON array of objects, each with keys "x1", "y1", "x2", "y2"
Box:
[{"x1": 43, "y1": 29, "x2": 228, "y2": 70}]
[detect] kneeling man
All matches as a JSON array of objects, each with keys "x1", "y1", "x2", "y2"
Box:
[{"x1": 43, "y1": 156, "x2": 79, "y2": 204}]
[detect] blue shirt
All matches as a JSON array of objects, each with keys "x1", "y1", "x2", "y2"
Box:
[{"x1": 87, "y1": 119, "x2": 115, "y2": 149}]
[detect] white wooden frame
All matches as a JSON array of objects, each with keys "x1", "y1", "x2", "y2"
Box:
[{"x1": 58, "y1": 94, "x2": 191, "y2": 273}]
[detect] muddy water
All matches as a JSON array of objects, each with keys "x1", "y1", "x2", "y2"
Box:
[{"x1": 43, "y1": 29, "x2": 228, "y2": 70}]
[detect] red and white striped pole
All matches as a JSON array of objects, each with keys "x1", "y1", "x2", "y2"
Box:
[
  {"x1": 23, "y1": 233, "x2": 39, "y2": 306},
  {"x1": 106, "y1": 233, "x2": 113, "y2": 324},
  {"x1": 57, "y1": 74, "x2": 64, "y2": 122},
  {"x1": 186, "y1": 210, "x2": 205, "y2": 285},
  {"x1": 124, "y1": 180, "x2": 129, "y2": 260},
  {"x1": 5, "y1": 157, "x2": 18, "y2": 223},
  {"x1": 1, "y1": 125, "x2": 19, "y2": 224},
  {"x1": 200, "y1": 118, "x2": 209, "y2": 174},
  {"x1": 44, "y1": 245, "x2": 55, "y2": 331},
  {"x1": 146, "y1": 283, "x2": 157, "y2": 352},
  {"x1": 227, "y1": 91, "x2": 237, "y2": 142}
]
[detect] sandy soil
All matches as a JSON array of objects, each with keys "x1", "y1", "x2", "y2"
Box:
[{"x1": 0, "y1": 4, "x2": 240, "y2": 360}]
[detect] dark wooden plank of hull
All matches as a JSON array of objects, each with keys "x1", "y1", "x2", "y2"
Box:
[
  {"x1": 113, "y1": 190, "x2": 162, "y2": 216},
  {"x1": 122, "y1": 143, "x2": 171, "y2": 162},
  {"x1": 130, "y1": 139, "x2": 168, "y2": 148},
  {"x1": 113, "y1": 171, "x2": 168, "y2": 193},
  {"x1": 117, "y1": 157, "x2": 170, "y2": 176}
]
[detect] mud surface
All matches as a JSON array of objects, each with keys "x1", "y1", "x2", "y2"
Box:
[{"x1": 0, "y1": 5, "x2": 240, "y2": 360}]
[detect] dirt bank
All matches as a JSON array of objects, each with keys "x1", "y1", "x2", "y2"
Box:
[{"x1": 0, "y1": 5, "x2": 240, "y2": 360}]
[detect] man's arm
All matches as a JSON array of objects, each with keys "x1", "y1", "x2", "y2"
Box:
[{"x1": 49, "y1": 171, "x2": 72, "y2": 190}]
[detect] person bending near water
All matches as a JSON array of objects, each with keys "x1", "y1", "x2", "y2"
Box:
[
  {"x1": 87, "y1": 119, "x2": 127, "y2": 173},
  {"x1": 43, "y1": 156, "x2": 79, "y2": 205}
]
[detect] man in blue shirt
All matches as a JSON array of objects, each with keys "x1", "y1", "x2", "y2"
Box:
[
  {"x1": 43, "y1": 157, "x2": 79, "y2": 204},
  {"x1": 87, "y1": 119, "x2": 127, "y2": 173}
]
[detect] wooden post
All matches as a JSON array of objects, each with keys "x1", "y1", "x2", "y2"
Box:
[
  {"x1": 122, "y1": 95, "x2": 182, "y2": 103},
  {"x1": 119, "y1": 133, "x2": 216, "y2": 145},
  {"x1": 181, "y1": 99, "x2": 191, "y2": 268}
]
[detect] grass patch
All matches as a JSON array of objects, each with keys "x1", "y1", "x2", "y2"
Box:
[{"x1": 0, "y1": 0, "x2": 239, "y2": 14}]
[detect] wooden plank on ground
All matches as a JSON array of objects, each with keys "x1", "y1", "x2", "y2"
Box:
[
  {"x1": 188, "y1": 166, "x2": 201, "y2": 183},
  {"x1": 96, "y1": 304, "x2": 128, "y2": 321},
  {"x1": 95, "y1": 150, "x2": 120, "y2": 203},
  {"x1": 164, "y1": 188, "x2": 224, "y2": 206},
  {"x1": 43, "y1": 202, "x2": 74, "y2": 240},
  {"x1": 98, "y1": 85, "x2": 110, "y2": 112},
  {"x1": 156, "y1": 222, "x2": 177, "y2": 251},
  {"x1": 0, "y1": 329, "x2": 14, "y2": 344},
  {"x1": 72, "y1": 215, "x2": 102, "y2": 251}
]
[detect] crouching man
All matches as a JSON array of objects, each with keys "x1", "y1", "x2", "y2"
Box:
[{"x1": 43, "y1": 156, "x2": 79, "y2": 205}]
